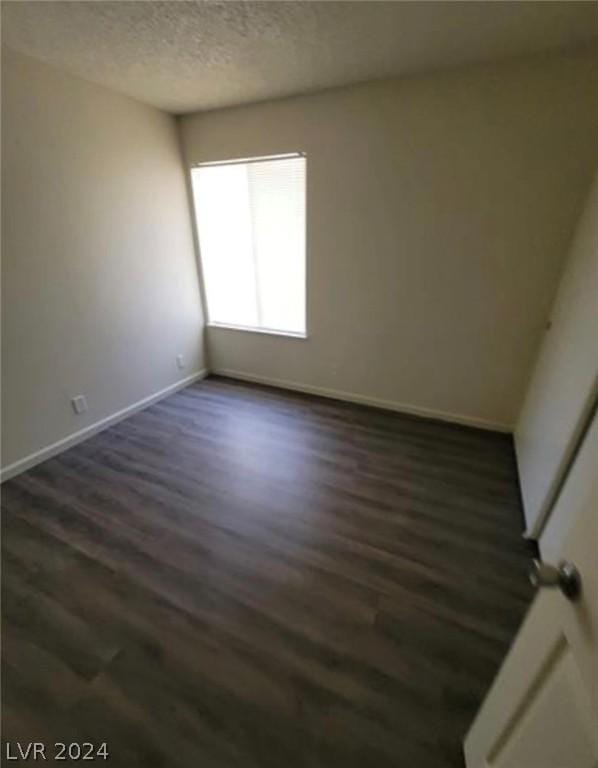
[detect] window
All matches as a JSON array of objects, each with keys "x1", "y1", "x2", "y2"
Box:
[{"x1": 191, "y1": 153, "x2": 306, "y2": 337}]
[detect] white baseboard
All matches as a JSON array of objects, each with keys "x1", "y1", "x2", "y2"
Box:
[
  {"x1": 1, "y1": 366, "x2": 511, "y2": 483},
  {"x1": 0, "y1": 369, "x2": 209, "y2": 483},
  {"x1": 212, "y1": 367, "x2": 513, "y2": 433}
]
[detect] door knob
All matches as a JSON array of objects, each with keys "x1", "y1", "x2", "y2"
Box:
[{"x1": 529, "y1": 559, "x2": 582, "y2": 601}]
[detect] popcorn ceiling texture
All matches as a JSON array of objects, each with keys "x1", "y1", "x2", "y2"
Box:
[{"x1": 3, "y1": 1, "x2": 598, "y2": 114}]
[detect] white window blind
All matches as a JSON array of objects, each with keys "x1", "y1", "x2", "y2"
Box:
[{"x1": 191, "y1": 154, "x2": 306, "y2": 336}]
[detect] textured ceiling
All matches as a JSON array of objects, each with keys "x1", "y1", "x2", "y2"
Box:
[{"x1": 3, "y1": 1, "x2": 598, "y2": 114}]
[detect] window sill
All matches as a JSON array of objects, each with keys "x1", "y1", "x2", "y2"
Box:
[{"x1": 207, "y1": 322, "x2": 308, "y2": 339}]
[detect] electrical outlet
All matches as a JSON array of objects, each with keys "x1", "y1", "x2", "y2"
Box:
[
  {"x1": 176, "y1": 355, "x2": 185, "y2": 370},
  {"x1": 71, "y1": 395, "x2": 88, "y2": 415}
]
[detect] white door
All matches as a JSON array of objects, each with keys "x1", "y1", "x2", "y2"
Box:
[
  {"x1": 464, "y1": 412, "x2": 598, "y2": 768},
  {"x1": 515, "y1": 171, "x2": 598, "y2": 540}
]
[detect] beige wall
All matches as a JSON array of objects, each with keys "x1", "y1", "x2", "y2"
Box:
[
  {"x1": 515, "y1": 167, "x2": 598, "y2": 543},
  {"x1": 1, "y1": 49, "x2": 206, "y2": 471},
  {"x1": 180, "y1": 49, "x2": 598, "y2": 430}
]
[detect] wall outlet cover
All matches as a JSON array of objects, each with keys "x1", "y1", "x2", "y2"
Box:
[
  {"x1": 72, "y1": 395, "x2": 88, "y2": 415},
  {"x1": 176, "y1": 355, "x2": 185, "y2": 370}
]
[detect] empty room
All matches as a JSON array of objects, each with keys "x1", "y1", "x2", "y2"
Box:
[{"x1": 2, "y1": 1, "x2": 598, "y2": 766}]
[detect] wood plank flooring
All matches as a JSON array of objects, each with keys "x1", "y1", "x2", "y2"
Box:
[{"x1": 2, "y1": 376, "x2": 533, "y2": 767}]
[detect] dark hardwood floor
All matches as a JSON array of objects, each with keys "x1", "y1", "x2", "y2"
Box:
[{"x1": 1, "y1": 376, "x2": 533, "y2": 767}]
